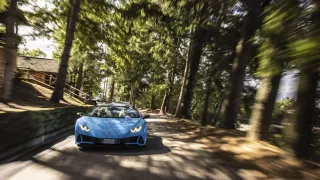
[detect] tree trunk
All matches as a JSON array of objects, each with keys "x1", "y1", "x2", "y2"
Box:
[
  {"x1": 75, "y1": 62, "x2": 83, "y2": 95},
  {"x1": 181, "y1": 27, "x2": 207, "y2": 119},
  {"x1": 166, "y1": 40, "x2": 178, "y2": 113},
  {"x1": 247, "y1": 0, "x2": 299, "y2": 140},
  {"x1": 50, "y1": 0, "x2": 81, "y2": 103},
  {"x1": 13, "y1": 21, "x2": 18, "y2": 72},
  {"x1": 190, "y1": 99, "x2": 199, "y2": 113},
  {"x1": 292, "y1": 0, "x2": 319, "y2": 158},
  {"x1": 201, "y1": 33, "x2": 219, "y2": 126},
  {"x1": 0, "y1": 49, "x2": 5, "y2": 95},
  {"x1": 294, "y1": 67, "x2": 318, "y2": 158},
  {"x1": 212, "y1": 96, "x2": 224, "y2": 126},
  {"x1": 247, "y1": 74, "x2": 282, "y2": 141},
  {"x1": 161, "y1": 62, "x2": 177, "y2": 114},
  {"x1": 103, "y1": 77, "x2": 108, "y2": 99},
  {"x1": 201, "y1": 77, "x2": 213, "y2": 126},
  {"x1": 130, "y1": 81, "x2": 135, "y2": 108},
  {"x1": 175, "y1": 52, "x2": 190, "y2": 118},
  {"x1": 219, "y1": 0, "x2": 265, "y2": 129},
  {"x1": 165, "y1": 60, "x2": 177, "y2": 113},
  {"x1": 69, "y1": 71, "x2": 74, "y2": 86},
  {"x1": 1, "y1": 0, "x2": 18, "y2": 101},
  {"x1": 160, "y1": 92, "x2": 167, "y2": 114},
  {"x1": 15, "y1": 22, "x2": 18, "y2": 35},
  {"x1": 108, "y1": 77, "x2": 115, "y2": 101},
  {"x1": 150, "y1": 94, "x2": 156, "y2": 110}
]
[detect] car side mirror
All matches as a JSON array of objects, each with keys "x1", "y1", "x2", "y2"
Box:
[
  {"x1": 143, "y1": 114, "x2": 150, "y2": 119},
  {"x1": 77, "y1": 112, "x2": 84, "y2": 116}
]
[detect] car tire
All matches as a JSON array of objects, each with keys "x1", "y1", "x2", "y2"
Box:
[
  {"x1": 77, "y1": 144, "x2": 90, "y2": 150},
  {"x1": 139, "y1": 143, "x2": 147, "y2": 148}
]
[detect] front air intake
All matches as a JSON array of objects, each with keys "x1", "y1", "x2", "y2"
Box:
[
  {"x1": 80, "y1": 134, "x2": 98, "y2": 142},
  {"x1": 138, "y1": 136, "x2": 144, "y2": 144},
  {"x1": 76, "y1": 135, "x2": 81, "y2": 142},
  {"x1": 119, "y1": 136, "x2": 139, "y2": 144}
]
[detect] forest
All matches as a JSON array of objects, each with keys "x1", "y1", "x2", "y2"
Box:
[{"x1": 0, "y1": 0, "x2": 319, "y2": 160}]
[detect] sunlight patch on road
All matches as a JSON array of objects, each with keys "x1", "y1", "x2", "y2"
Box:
[
  {"x1": 209, "y1": 168, "x2": 232, "y2": 180},
  {"x1": 149, "y1": 166, "x2": 171, "y2": 177},
  {"x1": 186, "y1": 143, "x2": 207, "y2": 150},
  {"x1": 151, "y1": 155, "x2": 172, "y2": 162},
  {"x1": 238, "y1": 169, "x2": 266, "y2": 179},
  {"x1": 171, "y1": 149, "x2": 196, "y2": 157},
  {"x1": 167, "y1": 154, "x2": 184, "y2": 163},
  {"x1": 184, "y1": 166, "x2": 207, "y2": 179},
  {"x1": 36, "y1": 150, "x2": 62, "y2": 162},
  {"x1": 173, "y1": 170, "x2": 189, "y2": 179},
  {"x1": 84, "y1": 165, "x2": 114, "y2": 179},
  {"x1": 241, "y1": 145, "x2": 253, "y2": 151},
  {"x1": 120, "y1": 159, "x2": 148, "y2": 171},
  {"x1": 235, "y1": 154, "x2": 253, "y2": 160},
  {"x1": 8, "y1": 163, "x2": 71, "y2": 180},
  {"x1": 151, "y1": 160, "x2": 169, "y2": 168}
]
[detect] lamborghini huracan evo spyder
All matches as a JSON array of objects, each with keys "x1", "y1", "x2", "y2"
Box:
[{"x1": 75, "y1": 103, "x2": 149, "y2": 148}]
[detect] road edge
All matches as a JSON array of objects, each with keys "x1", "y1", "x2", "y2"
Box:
[{"x1": 0, "y1": 125, "x2": 74, "y2": 163}]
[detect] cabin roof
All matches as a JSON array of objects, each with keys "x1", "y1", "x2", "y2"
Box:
[{"x1": 17, "y1": 56, "x2": 59, "y2": 73}]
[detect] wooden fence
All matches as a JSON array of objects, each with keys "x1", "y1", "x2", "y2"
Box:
[{"x1": 19, "y1": 68, "x2": 90, "y2": 103}]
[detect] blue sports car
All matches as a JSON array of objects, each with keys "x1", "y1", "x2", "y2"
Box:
[{"x1": 75, "y1": 102, "x2": 149, "y2": 148}]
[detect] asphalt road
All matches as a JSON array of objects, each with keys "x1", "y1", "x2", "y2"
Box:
[{"x1": 0, "y1": 115, "x2": 251, "y2": 180}]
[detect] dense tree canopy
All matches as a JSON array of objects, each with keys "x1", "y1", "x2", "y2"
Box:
[{"x1": 0, "y1": 0, "x2": 319, "y2": 159}]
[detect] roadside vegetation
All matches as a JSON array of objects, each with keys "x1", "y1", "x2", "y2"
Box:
[{"x1": 0, "y1": 0, "x2": 319, "y2": 161}]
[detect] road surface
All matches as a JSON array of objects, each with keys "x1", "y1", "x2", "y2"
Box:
[{"x1": 0, "y1": 115, "x2": 263, "y2": 180}]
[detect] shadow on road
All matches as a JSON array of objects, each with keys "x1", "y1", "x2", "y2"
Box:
[
  {"x1": 78, "y1": 135, "x2": 171, "y2": 156},
  {"x1": 2, "y1": 115, "x2": 319, "y2": 180},
  {"x1": 0, "y1": 133, "x2": 173, "y2": 180}
]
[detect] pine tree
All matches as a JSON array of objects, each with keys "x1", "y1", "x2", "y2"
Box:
[{"x1": 51, "y1": 0, "x2": 81, "y2": 102}]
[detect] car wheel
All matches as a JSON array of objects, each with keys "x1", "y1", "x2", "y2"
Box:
[
  {"x1": 139, "y1": 143, "x2": 147, "y2": 148},
  {"x1": 78, "y1": 144, "x2": 90, "y2": 150}
]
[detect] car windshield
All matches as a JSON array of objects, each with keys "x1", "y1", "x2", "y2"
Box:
[{"x1": 85, "y1": 106, "x2": 140, "y2": 118}]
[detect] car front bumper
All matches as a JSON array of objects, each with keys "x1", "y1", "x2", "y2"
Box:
[{"x1": 75, "y1": 133, "x2": 147, "y2": 147}]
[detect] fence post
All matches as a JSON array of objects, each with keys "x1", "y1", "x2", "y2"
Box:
[
  {"x1": 49, "y1": 75, "x2": 52, "y2": 87},
  {"x1": 27, "y1": 69, "x2": 30, "y2": 81}
]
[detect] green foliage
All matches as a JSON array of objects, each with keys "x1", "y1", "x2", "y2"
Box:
[
  {"x1": 256, "y1": 0, "x2": 300, "y2": 77},
  {"x1": 18, "y1": 48, "x2": 46, "y2": 57},
  {"x1": 287, "y1": 1, "x2": 320, "y2": 68},
  {"x1": 289, "y1": 38, "x2": 320, "y2": 66},
  {"x1": 0, "y1": 0, "x2": 7, "y2": 12},
  {"x1": 273, "y1": 97, "x2": 296, "y2": 119},
  {"x1": 21, "y1": 0, "x2": 320, "y2": 124}
]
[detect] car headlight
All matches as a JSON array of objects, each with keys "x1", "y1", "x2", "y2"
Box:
[
  {"x1": 131, "y1": 126, "x2": 142, "y2": 133},
  {"x1": 79, "y1": 124, "x2": 90, "y2": 131}
]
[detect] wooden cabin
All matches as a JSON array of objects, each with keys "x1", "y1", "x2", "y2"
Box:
[{"x1": 17, "y1": 56, "x2": 59, "y2": 85}]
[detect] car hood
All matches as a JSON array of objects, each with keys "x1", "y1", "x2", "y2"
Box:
[{"x1": 78, "y1": 116, "x2": 145, "y2": 138}]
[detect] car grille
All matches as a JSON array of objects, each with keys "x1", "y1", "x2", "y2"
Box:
[{"x1": 78, "y1": 134, "x2": 140, "y2": 144}]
